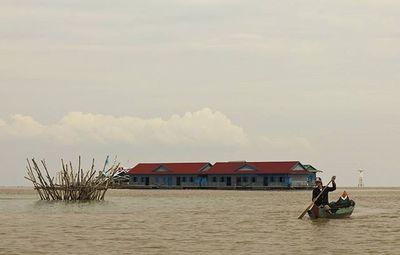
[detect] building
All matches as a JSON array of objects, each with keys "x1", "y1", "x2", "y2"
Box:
[
  {"x1": 127, "y1": 162, "x2": 212, "y2": 187},
  {"x1": 205, "y1": 161, "x2": 314, "y2": 188},
  {"x1": 127, "y1": 161, "x2": 318, "y2": 189},
  {"x1": 303, "y1": 164, "x2": 322, "y2": 184},
  {"x1": 112, "y1": 166, "x2": 130, "y2": 185}
]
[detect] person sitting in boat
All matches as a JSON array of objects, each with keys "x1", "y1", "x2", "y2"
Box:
[
  {"x1": 330, "y1": 190, "x2": 355, "y2": 209},
  {"x1": 312, "y1": 176, "x2": 336, "y2": 212}
]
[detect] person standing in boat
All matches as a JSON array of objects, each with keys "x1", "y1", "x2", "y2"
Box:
[{"x1": 312, "y1": 176, "x2": 336, "y2": 212}]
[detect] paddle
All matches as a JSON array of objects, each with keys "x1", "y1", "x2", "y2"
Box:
[{"x1": 297, "y1": 177, "x2": 334, "y2": 219}]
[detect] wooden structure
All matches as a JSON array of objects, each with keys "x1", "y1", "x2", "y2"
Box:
[{"x1": 25, "y1": 157, "x2": 119, "y2": 201}]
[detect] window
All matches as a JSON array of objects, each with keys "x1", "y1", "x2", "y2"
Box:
[
  {"x1": 280, "y1": 177, "x2": 285, "y2": 183},
  {"x1": 251, "y1": 177, "x2": 256, "y2": 183},
  {"x1": 270, "y1": 176, "x2": 275, "y2": 182},
  {"x1": 190, "y1": 177, "x2": 194, "y2": 183},
  {"x1": 133, "y1": 177, "x2": 137, "y2": 182},
  {"x1": 141, "y1": 177, "x2": 145, "y2": 182},
  {"x1": 182, "y1": 176, "x2": 186, "y2": 182},
  {"x1": 220, "y1": 176, "x2": 225, "y2": 182},
  {"x1": 155, "y1": 177, "x2": 159, "y2": 184},
  {"x1": 243, "y1": 177, "x2": 248, "y2": 182},
  {"x1": 212, "y1": 176, "x2": 217, "y2": 182}
]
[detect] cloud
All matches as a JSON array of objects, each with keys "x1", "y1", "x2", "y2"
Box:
[
  {"x1": 0, "y1": 108, "x2": 314, "y2": 153},
  {"x1": 0, "y1": 108, "x2": 248, "y2": 146},
  {"x1": 0, "y1": 114, "x2": 45, "y2": 138}
]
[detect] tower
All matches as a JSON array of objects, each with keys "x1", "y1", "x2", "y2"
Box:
[{"x1": 358, "y1": 170, "x2": 364, "y2": 188}]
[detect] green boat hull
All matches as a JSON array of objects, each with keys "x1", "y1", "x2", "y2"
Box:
[{"x1": 308, "y1": 204, "x2": 355, "y2": 219}]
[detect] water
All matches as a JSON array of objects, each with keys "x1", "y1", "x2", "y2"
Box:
[{"x1": 0, "y1": 187, "x2": 399, "y2": 255}]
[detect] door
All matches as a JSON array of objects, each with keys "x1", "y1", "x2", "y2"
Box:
[
  {"x1": 164, "y1": 176, "x2": 172, "y2": 186},
  {"x1": 226, "y1": 176, "x2": 232, "y2": 186},
  {"x1": 263, "y1": 176, "x2": 269, "y2": 186},
  {"x1": 145, "y1": 177, "x2": 150, "y2": 186},
  {"x1": 236, "y1": 176, "x2": 241, "y2": 186},
  {"x1": 176, "y1": 176, "x2": 181, "y2": 186}
]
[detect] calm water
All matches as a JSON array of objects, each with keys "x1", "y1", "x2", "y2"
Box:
[{"x1": 0, "y1": 187, "x2": 399, "y2": 255}]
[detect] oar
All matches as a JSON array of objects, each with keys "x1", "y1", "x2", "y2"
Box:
[{"x1": 297, "y1": 178, "x2": 333, "y2": 219}]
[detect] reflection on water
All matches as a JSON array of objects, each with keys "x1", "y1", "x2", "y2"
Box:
[{"x1": 0, "y1": 188, "x2": 399, "y2": 255}]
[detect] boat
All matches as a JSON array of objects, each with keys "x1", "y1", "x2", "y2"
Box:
[
  {"x1": 307, "y1": 204, "x2": 355, "y2": 219},
  {"x1": 307, "y1": 190, "x2": 355, "y2": 219}
]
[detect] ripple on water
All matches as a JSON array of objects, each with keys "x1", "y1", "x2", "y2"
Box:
[{"x1": 0, "y1": 188, "x2": 399, "y2": 255}]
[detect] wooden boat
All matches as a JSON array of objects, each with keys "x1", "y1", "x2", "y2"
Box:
[{"x1": 307, "y1": 204, "x2": 355, "y2": 219}]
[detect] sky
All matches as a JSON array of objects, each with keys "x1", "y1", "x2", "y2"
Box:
[{"x1": 1, "y1": 0, "x2": 399, "y2": 186}]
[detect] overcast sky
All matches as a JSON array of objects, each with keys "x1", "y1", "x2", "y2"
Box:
[{"x1": 1, "y1": 0, "x2": 399, "y2": 186}]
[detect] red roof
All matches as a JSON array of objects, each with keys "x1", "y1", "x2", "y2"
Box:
[
  {"x1": 206, "y1": 161, "x2": 309, "y2": 175},
  {"x1": 127, "y1": 162, "x2": 211, "y2": 175}
]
